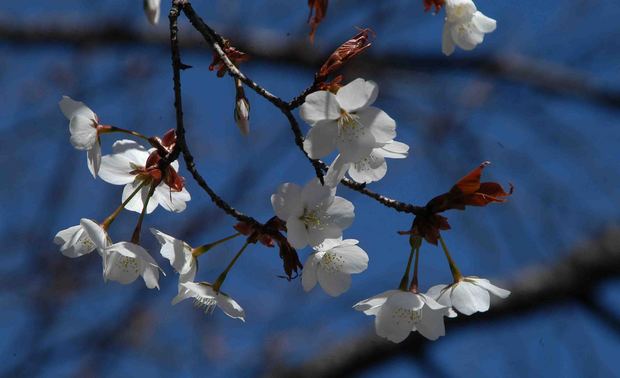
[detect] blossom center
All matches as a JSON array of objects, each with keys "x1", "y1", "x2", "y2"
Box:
[
  {"x1": 300, "y1": 208, "x2": 323, "y2": 229},
  {"x1": 80, "y1": 237, "x2": 95, "y2": 250},
  {"x1": 193, "y1": 296, "x2": 217, "y2": 314},
  {"x1": 116, "y1": 256, "x2": 140, "y2": 274},
  {"x1": 338, "y1": 109, "x2": 359, "y2": 130},
  {"x1": 320, "y1": 251, "x2": 344, "y2": 272},
  {"x1": 391, "y1": 306, "x2": 422, "y2": 325}
]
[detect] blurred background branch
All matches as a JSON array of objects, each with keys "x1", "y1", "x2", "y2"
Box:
[{"x1": 2, "y1": 21, "x2": 620, "y2": 109}]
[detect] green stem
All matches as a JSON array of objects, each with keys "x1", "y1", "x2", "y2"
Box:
[
  {"x1": 131, "y1": 181, "x2": 157, "y2": 244},
  {"x1": 212, "y1": 241, "x2": 250, "y2": 293},
  {"x1": 105, "y1": 126, "x2": 150, "y2": 142},
  {"x1": 398, "y1": 244, "x2": 416, "y2": 291},
  {"x1": 101, "y1": 181, "x2": 148, "y2": 230},
  {"x1": 192, "y1": 232, "x2": 242, "y2": 257},
  {"x1": 438, "y1": 234, "x2": 463, "y2": 282},
  {"x1": 409, "y1": 245, "x2": 421, "y2": 293}
]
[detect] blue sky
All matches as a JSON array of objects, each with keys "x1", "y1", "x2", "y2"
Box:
[{"x1": 1, "y1": 0, "x2": 619, "y2": 377}]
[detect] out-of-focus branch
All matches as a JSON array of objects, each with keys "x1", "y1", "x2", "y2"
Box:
[
  {"x1": 2, "y1": 21, "x2": 619, "y2": 108},
  {"x1": 268, "y1": 226, "x2": 620, "y2": 378}
]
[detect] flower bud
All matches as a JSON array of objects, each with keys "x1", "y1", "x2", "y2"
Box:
[
  {"x1": 234, "y1": 79, "x2": 250, "y2": 136},
  {"x1": 234, "y1": 97, "x2": 250, "y2": 136},
  {"x1": 143, "y1": 0, "x2": 161, "y2": 25}
]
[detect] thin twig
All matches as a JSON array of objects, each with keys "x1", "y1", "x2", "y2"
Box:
[{"x1": 168, "y1": 2, "x2": 262, "y2": 229}]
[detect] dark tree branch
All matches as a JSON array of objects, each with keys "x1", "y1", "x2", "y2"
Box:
[
  {"x1": 180, "y1": 2, "x2": 325, "y2": 183},
  {"x1": 168, "y1": 3, "x2": 261, "y2": 230},
  {"x1": 268, "y1": 226, "x2": 620, "y2": 378}
]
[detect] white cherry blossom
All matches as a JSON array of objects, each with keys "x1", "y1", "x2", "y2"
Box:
[
  {"x1": 99, "y1": 139, "x2": 191, "y2": 214},
  {"x1": 175, "y1": 281, "x2": 245, "y2": 322},
  {"x1": 58, "y1": 96, "x2": 103, "y2": 178},
  {"x1": 327, "y1": 140, "x2": 409, "y2": 185},
  {"x1": 80, "y1": 218, "x2": 161, "y2": 289},
  {"x1": 427, "y1": 276, "x2": 510, "y2": 316},
  {"x1": 150, "y1": 228, "x2": 197, "y2": 304},
  {"x1": 300, "y1": 78, "x2": 397, "y2": 163},
  {"x1": 442, "y1": 0, "x2": 496, "y2": 56},
  {"x1": 302, "y1": 238, "x2": 368, "y2": 296},
  {"x1": 54, "y1": 223, "x2": 97, "y2": 258},
  {"x1": 354, "y1": 289, "x2": 449, "y2": 342},
  {"x1": 271, "y1": 179, "x2": 354, "y2": 249},
  {"x1": 143, "y1": 0, "x2": 161, "y2": 25}
]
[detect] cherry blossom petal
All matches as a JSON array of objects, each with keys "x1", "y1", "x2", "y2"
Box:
[
  {"x1": 472, "y1": 11, "x2": 496, "y2": 33},
  {"x1": 122, "y1": 180, "x2": 159, "y2": 214},
  {"x1": 150, "y1": 228, "x2": 193, "y2": 274},
  {"x1": 154, "y1": 185, "x2": 191, "y2": 213},
  {"x1": 330, "y1": 243, "x2": 368, "y2": 274},
  {"x1": 301, "y1": 253, "x2": 320, "y2": 292},
  {"x1": 99, "y1": 153, "x2": 139, "y2": 185},
  {"x1": 471, "y1": 278, "x2": 510, "y2": 298},
  {"x1": 301, "y1": 179, "x2": 333, "y2": 209},
  {"x1": 451, "y1": 23, "x2": 484, "y2": 50},
  {"x1": 451, "y1": 281, "x2": 490, "y2": 315},
  {"x1": 336, "y1": 122, "x2": 376, "y2": 163},
  {"x1": 324, "y1": 196, "x2": 355, "y2": 230},
  {"x1": 442, "y1": 23, "x2": 456, "y2": 56},
  {"x1": 285, "y1": 217, "x2": 309, "y2": 249},
  {"x1": 303, "y1": 120, "x2": 338, "y2": 159},
  {"x1": 348, "y1": 151, "x2": 387, "y2": 184},
  {"x1": 445, "y1": 0, "x2": 477, "y2": 23},
  {"x1": 336, "y1": 78, "x2": 379, "y2": 113},
  {"x1": 141, "y1": 264, "x2": 160, "y2": 289},
  {"x1": 353, "y1": 290, "x2": 398, "y2": 314},
  {"x1": 427, "y1": 284, "x2": 451, "y2": 306},
  {"x1": 315, "y1": 238, "x2": 344, "y2": 251},
  {"x1": 416, "y1": 306, "x2": 447, "y2": 341},
  {"x1": 217, "y1": 293, "x2": 246, "y2": 321},
  {"x1": 307, "y1": 226, "x2": 342, "y2": 248},
  {"x1": 378, "y1": 141, "x2": 409, "y2": 159},
  {"x1": 324, "y1": 155, "x2": 350, "y2": 188},
  {"x1": 419, "y1": 293, "x2": 446, "y2": 311},
  {"x1": 69, "y1": 116, "x2": 97, "y2": 150},
  {"x1": 86, "y1": 141, "x2": 101, "y2": 178},
  {"x1": 317, "y1": 269, "x2": 351, "y2": 297},
  {"x1": 59, "y1": 96, "x2": 96, "y2": 120},
  {"x1": 271, "y1": 183, "x2": 303, "y2": 220},
  {"x1": 300, "y1": 90, "x2": 341, "y2": 124},
  {"x1": 80, "y1": 218, "x2": 108, "y2": 251},
  {"x1": 171, "y1": 268, "x2": 198, "y2": 305},
  {"x1": 356, "y1": 107, "x2": 396, "y2": 145}
]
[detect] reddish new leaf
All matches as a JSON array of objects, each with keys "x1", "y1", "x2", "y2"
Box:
[
  {"x1": 426, "y1": 161, "x2": 513, "y2": 213},
  {"x1": 209, "y1": 40, "x2": 249, "y2": 78},
  {"x1": 308, "y1": 0, "x2": 329, "y2": 43},
  {"x1": 317, "y1": 28, "x2": 374, "y2": 80},
  {"x1": 423, "y1": 0, "x2": 445, "y2": 12}
]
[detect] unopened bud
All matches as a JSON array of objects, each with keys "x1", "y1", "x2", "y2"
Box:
[
  {"x1": 234, "y1": 79, "x2": 250, "y2": 136},
  {"x1": 143, "y1": 0, "x2": 161, "y2": 25},
  {"x1": 234, "y1": 97, "x2": 250, "y2": 136}
]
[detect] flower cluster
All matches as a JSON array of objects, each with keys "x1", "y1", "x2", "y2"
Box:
[{"x1": 54, "y1": 2, "x2": 512, "y2": 341}]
